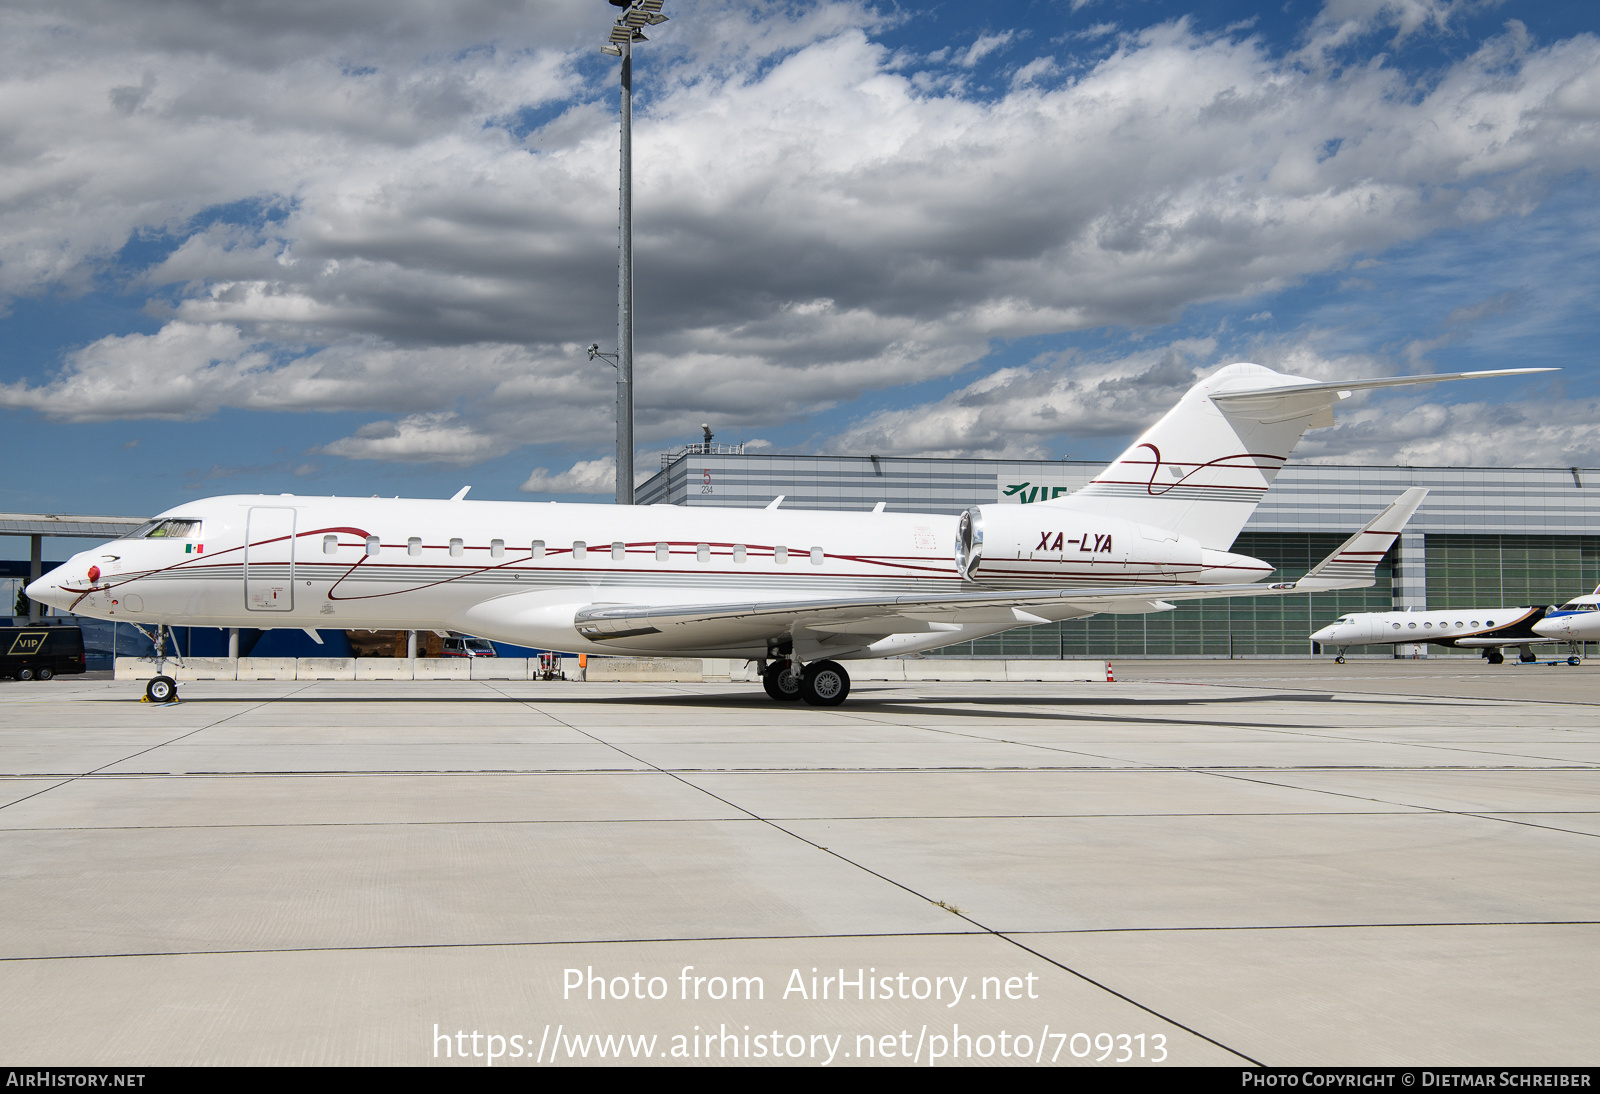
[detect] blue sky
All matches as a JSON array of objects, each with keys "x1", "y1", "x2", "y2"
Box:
[{"x1": 1, "y1": 0, "x2": 1597, "y2": 542}]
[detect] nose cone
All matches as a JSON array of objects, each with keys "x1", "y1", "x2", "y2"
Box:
[
  {"x1": 1310, "y1": 624, "x2": 1339, "y2": 642},
  {"x1": 1532, "y1": 617, "x2": 1567, "y2": 640},
  {"x1": 25, "y1": 553, "x2": 93, "y2": 613},
  {"x1": 24, "y1": 571, "x2": 71, "y2": 613}
]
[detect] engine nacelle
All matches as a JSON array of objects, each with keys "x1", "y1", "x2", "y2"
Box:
[{"x1": 955, "y1": 506, "x2": 1267, "y2": 585}]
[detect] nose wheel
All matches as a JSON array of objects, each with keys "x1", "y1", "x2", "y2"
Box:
[{"x1": 145, "y1": 675, "x2": 177, "y2": 703}]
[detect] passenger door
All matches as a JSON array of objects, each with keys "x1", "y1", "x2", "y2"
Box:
[{"x1": 244, "y1": 507, "x2": 296, "y2": 612}]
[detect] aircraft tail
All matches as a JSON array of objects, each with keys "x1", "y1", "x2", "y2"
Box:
[{"x1": 1045, "y1": 363, "x2": 1551, "y2": 550}]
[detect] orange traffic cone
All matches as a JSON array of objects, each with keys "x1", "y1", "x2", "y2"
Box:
[{"x1": 1106, "y1": 661, "x2": 1115, "y2": 682}]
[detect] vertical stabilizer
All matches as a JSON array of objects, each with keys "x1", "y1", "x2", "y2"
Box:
[
  {"x1": 1044, "y1": 363, "x2": 1550, "y2": 550},
  {"x1": 1044, "y1": 363, "x2": 1326, "y2": 549}
]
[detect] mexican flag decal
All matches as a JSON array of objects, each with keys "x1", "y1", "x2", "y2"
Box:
[{"x1": 185, "y1": 543, "x2": 204, "y2": 553}]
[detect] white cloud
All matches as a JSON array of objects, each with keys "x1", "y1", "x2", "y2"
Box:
[
  {"x1": 321, "y1": 413, "x2": 512, "y2": 465},
  {"x1": 958, "y1": 31, "x2": 1015, "y2": 68},
  {"x1": 519, "y1": 457, "x2": 618, "y2": 494},
  {"x1": 0, "y1": 1, "x2": 1596, "y2": 466}
]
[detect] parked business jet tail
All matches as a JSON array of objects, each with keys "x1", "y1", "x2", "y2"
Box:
[{"x1": 1046, "y1": 365, "x2": 1551, "y2": 549}]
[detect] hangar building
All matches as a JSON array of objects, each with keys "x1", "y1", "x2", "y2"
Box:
[{"x1": 639, "y1": 448, "x2": 1600, "y2": 659}]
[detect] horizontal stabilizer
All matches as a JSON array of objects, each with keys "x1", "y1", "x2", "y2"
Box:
[
  {"x1": 1297, "y1": 488, "x2": 1427, "y2": 591},
  {"x1": 1210, "y1": 368, "x2": 1554, "y2": 422}
]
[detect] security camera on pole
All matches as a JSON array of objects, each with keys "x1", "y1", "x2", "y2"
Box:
[{"x1": 597, "y1": 0, "x2": 669, "y2": 505}]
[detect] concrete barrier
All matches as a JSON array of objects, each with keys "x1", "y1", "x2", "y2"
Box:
[
  {"x1": 1003, "y1": 660, "x2": 1105, "y2": 681},
  {"x1": 297, "y1": 658, "x2": 355, "y2": 681},
  {"x1": 118, "y1": 655, "x2": 1106, "y2": 684},
  {"x1": 237, "y1": 658, "x2": 297, "y2": 681},
  {"x1": 584, "y1": 657, "x2": 704, "y2": 682},
  {"x1": 355, "y1": 659, "x2": 415, "y2": 680},
  {"x1": 114, "y1": 657, "x2": 154, "y2": 681},
  {"x1": 830, "y1": 659, "x2": 1106, "y2": 682},
  {"x1": 470, "y1": 658, "x2": 530, "y2": 680},
  {"x1": 171, "y1": 658, "x2": 237, "y2": 681},
  {"x1": 700, "y1": 658, "x2": 759, "y2": 683},
  {"x1": 413, "y1": 658, "x2": 469, "y2": 680}
]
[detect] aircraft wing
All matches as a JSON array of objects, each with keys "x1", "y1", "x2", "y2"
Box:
[{"x1": 575, "y1": 489, "x2": 1428, "y2": 648}]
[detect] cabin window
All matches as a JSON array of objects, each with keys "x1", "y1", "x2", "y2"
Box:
[
  {"x1": 490, "y1": 539, "x2": 504, "y2": 559},
  {"x1": 656, "y1": 542, "x2": 668, "y2": 561},
  {"x1": 774, "y1": 546, "x2": 788, "y2": 564},
  {"x1": 1392, "y1": 623, "x2": 1401, "y2": 629},
  {"x1": 531, "y1": 540, "x2": 545, "y2": 559},
  {"x1": 611, "y1": 541, "x2": 625, "y2": 561},
  {"x1": 449, "y1": 538, "x2": 463, "y2": 558},
  {"x1": 323, "y1": 535, "x2": 338, "y2": 555},
  {"x1": 573, "y1": 541, "x2": 587, "y2": 560},
  {"x1": 1486, "y1": 620, "x2": 1495, "y2": 626},
  {"x1": 733, "y1": 545, "x2": 747, "y2": 564},
  {"x1": 408, "y1": 537, "x2": 421, "y2": 557},
  {"x1": 810, "y1": 547, "x2": 824, "y2": 566},
  {"x1": 696, "y1": 543, "x2": 710, "y2": 563},
  {"x1": 365, "y1": 536, "x2": 379, "y2": 556},
  {"x1": 1471, "y1": 621, "x2": 1480, "y2": 627},
  {"x1": 1423, "y1": 622, "x2": 1432, "y2": 629},
  {"x1": 1407, "y1": 622, "x2": 1416, "y2": 629},
  {"x1": 1455, "y1": 621, "x2": 1463, "y2": 627}
]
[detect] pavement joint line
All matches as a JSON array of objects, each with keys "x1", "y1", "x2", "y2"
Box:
[
  {"x1": 0, "y1": 810, "x2": 1469, "y2": 833},
  {"x1": 1144, "y1": 677, "x2": 1600, "y2": 709},
  {"x1": 1179, "y1": 768, "x2": 1600, "y2": 841},
  {"x1": 6, "y1": 919, "x2": 1600, "y2": 965},
  {"x1": 478, "y1": 680, "x2": 1265, "y2": 1063},
  {"x1": 998, "y1": 920, "x2": 1600, "y2": 934},
  {"x1": 0, "y1": 682, "x2": 321, "y2": 815},
  {"x1": 3, "y1": 764, "x2": 1596, "y2": 779}
]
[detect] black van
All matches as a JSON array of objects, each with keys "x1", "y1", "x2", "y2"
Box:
[{"x1": 1, "y1": 626, "x2": 87, "y2": 681}]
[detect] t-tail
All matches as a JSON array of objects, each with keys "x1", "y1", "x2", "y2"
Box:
[{"x1": 1044, "y1": 363, "x2": 1553, "y2": 550}]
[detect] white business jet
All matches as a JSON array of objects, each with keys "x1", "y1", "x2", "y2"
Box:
[
  {"x1": 1310, "y1": 605, "x2": 1578, "y2": 665},
  {"x1": 1531, "y1": 586, "x2": 1600, "y2": 647},
  {"x1": 29, "y1": 364, "x2": 1548, "y2": 704}
]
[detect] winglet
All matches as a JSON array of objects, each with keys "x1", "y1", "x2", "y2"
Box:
[
  {"x1": 450, "y1": 486, "x2": 471, "y2": 501},
  {"x1": 1297, "y1": 487, "x2": 1428, "y2": 591}
]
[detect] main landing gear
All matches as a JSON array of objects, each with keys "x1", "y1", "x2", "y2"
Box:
[{"x1": 763, "y1": 658, "x2": 851, "y2": 706}]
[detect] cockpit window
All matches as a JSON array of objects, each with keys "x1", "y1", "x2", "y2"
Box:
[
  {"x1": 123, "y1": 518, "x2": 202, "y2": 540},
  {"x1": 1558, "y1": 602, "x2": 1599, "y2": 613}
]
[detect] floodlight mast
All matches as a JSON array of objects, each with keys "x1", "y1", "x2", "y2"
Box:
[{"x1": 599, "y1": 0, "x2": 668, "y2": 505}]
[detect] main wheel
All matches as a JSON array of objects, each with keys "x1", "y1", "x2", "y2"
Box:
[
  {"x1": 17, "y1": 667, "x2": 34, "y2": 681},
  {"x1": 1486, "y1": 650, "x2": 1504, "y2": 665},
  {"x1": 146, "y1": 676, "x2": 177, "y2": 703},
  {"x1": 800, "y1": 660, "x2": 851, "y2": 706},
  {"x1": 36, "y1": 667, "x2": 53, "y2": 681},
  {"x1": 1520, "y1": 649, "x2": 1538, "y2": 663},
  {"x1": 1569, "y1": 656, "x2": 1582, "y2": 666},
  {"x1": 762, "y1": 660, "x2": 802, "y2": 702}
]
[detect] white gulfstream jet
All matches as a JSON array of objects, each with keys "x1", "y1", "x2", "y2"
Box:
[
  {"x1": 29, "y1": 363, "x2": 1548, "y2": 704},
  {"x1": 1310, "y1": 606, "x2": 1580, "y2": 666}
]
